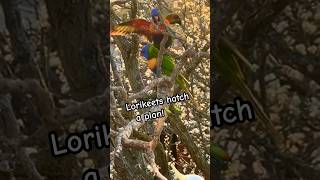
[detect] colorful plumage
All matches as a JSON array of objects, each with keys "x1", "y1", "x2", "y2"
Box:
[
  {"x1": 111, "y1": 8, "x2": 181, "y2": 48},
  {"x1": 171, "y1": 163, "x2": 204, "y2": 180},
  {"x1": 140, "y1": 44, "x2": 188, "y2": 90}
]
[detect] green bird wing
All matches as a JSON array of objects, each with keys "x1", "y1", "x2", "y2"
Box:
[
  {"x1": 148, "y1": 44, "x2": 188, "y2": 90},
  {"x1": 162, "y1": 55, "x2": 189, "y2": 90},
  {"x1": 148, "y1": 45, "x2": 175, "y2": 73},
  {"x1": 162, "y1": 55, "x2": 175, "y2": 76},
  {"x1": 148, "y1": 44, "x2": 159, "y2": 59}
]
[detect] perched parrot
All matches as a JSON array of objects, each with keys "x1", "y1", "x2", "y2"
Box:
[
  {"x1": 140, "y1": 44, "x2": 188, "y2": 90},
  {"x1": 171, "y1": 163, "x2": 204, "y2": 180},
  {"x1": 111, "y1": 8, "x2": 181, "y2": 48}
]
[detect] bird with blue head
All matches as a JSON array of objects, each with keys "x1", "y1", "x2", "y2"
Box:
[
  {"x1": 111, "y1": 7, "x2": 181, "y2": 48},
  {"x1": 151, "y1": 8, "x2": 161, "y2": 24}
]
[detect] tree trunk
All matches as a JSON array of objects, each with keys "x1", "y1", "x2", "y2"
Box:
[{"x1": 45, "y1": 0, "x2": 106, "y2": 100}]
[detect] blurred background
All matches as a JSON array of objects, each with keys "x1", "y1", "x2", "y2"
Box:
[
  {"x1": 213, "y1": 0, "x2": 320, "y2": 179},
  {"x1": 0, "y1": 0, "x2": 109, "y2": 179}
]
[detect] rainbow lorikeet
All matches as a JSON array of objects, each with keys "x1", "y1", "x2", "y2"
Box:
[
  {"x1": 171, "y1": 163, "x2": 204, "y2": 180},
  {"x1": 140, "y1": 44, "x2": 188, "y2": 90},
  {"x1": 111, "y1": 8, "x2": 181, "y2": 48}
]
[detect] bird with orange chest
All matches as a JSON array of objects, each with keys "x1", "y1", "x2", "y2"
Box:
[
  {"x1": 111, "y1": 8, "x2": 181, "y2": 48},
  {"x1": 140, "y1": 44, "x2": 189, "y2": 91}
]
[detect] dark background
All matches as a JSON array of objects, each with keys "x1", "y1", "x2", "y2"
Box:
[
  {"x1": 0, "y1": 0, "x2": 109, "y2": 179},
  {"x1": 213, "y1": 0, "x2": 320, "y2": 179}
]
